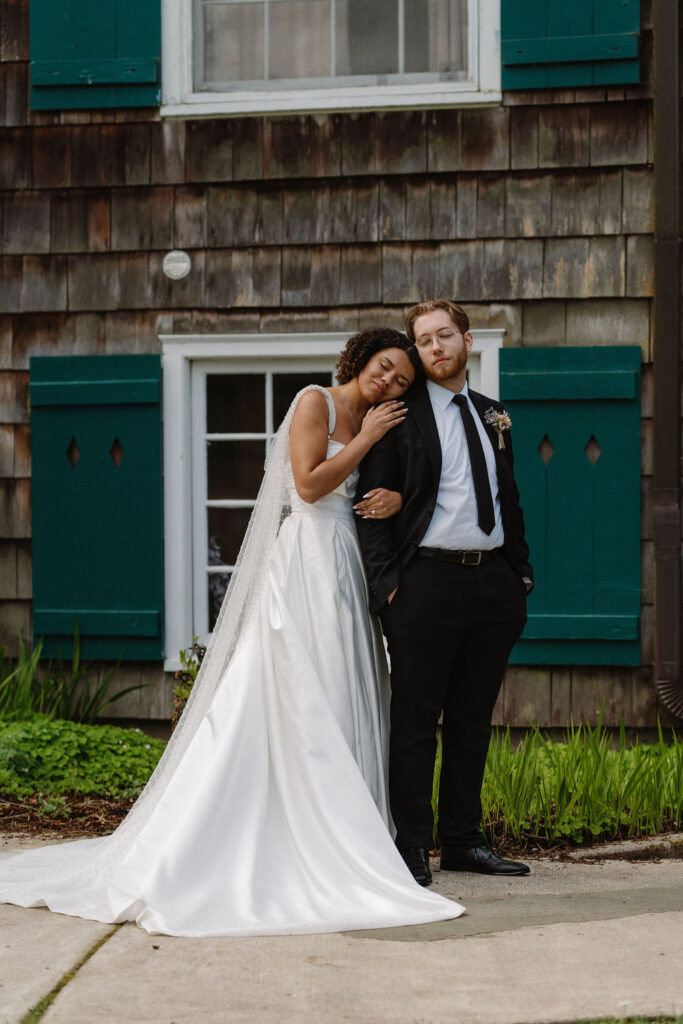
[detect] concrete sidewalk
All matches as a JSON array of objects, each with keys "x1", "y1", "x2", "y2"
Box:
[{"x1": 1, "y1": 833, "x2": 682, "y2": 1024}]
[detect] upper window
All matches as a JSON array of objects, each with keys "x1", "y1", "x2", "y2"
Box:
[{"x1": 162, "y1": 0, "x2": 501, "y2": 116}]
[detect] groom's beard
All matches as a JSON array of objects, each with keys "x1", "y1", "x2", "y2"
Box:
[{"x1": 423, "y1": 349, "x2": 468, "y2": 384}]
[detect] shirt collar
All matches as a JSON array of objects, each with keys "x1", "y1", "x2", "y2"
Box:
[{"x1": 426, "y1": 377, "x2": 469, "y2": 411}]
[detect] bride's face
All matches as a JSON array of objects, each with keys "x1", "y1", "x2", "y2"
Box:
[{"x1": 358, "y1": 347, "x2": 415, "y2": 404}]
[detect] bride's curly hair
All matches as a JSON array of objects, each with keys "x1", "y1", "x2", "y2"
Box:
[{"x1": 335, "y1": 327, "x2": 423, "y2": 385}]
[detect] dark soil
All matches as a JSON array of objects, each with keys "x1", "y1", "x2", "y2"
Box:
[
  {"x1": 1, "y1": 798, "x2": 679, "y2": 859},
  {"x1": 0, "y1": 794, "x2": 135, "y2": 837}
]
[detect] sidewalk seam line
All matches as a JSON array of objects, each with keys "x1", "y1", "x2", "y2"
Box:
[{"x1": 19, "y1": 923, "x2": 122, "y2": 1024}]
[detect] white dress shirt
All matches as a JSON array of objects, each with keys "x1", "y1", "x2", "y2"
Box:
[{"x1": 420, "y1": 379, "x2": 505, "y2": 551}]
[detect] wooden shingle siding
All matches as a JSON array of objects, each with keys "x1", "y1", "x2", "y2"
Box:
[{"x1": 0, "y1": 0, "x2": 663, "y2": 723}]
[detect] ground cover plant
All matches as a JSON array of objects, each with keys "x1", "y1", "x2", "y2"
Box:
[
  {"x1": 0, "y1": 717, "x2": 165, "y2": 833},
  {"x1": 0, "y1": 717, "x2": 164, "y2": 799}
]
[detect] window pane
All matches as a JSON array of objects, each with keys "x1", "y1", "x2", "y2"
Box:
[
  {"x1": 273, "y1": 372, "x2": 332, "y2": 428},
  {"x1": 208, "y1": 571, "x2": 231, "y2": 630},
  {"x1": 207, "y1": 440, "x2": 265, "y2": 499},
  {"x1": 208, "y1": 507, "x2": 254, "y2": 565},
  {"x1": 336, "y1": 0, "x2": 398, "y2": 76},
  {"x1": 207, "y1": 374, "x2": 265, "y2": 434},
  {"x1": 404, "y1": 0, "x2": 468, "y2": 74},
  {"x1": 269, "y1": 1, "x2": 331, "y2": 79},
  {"x1": 204, "y1": 2, "x2": 265, "y2": 82}
]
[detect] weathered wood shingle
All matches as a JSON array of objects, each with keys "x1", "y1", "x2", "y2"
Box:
[
  {"x1": 476, "y1": 176, "x2": 505, "y2": 238},
  {"x1": 1, "y1": 193, "x2": 49, "y2": 253},
  {"x1": 125, "y1": 124, "x2": 151, "y2": 186},
  {"x1": 150, "y1": 122, "x2": 185, "y2": 185},
  {"x1": 461, "y1": 109, "x2": 509, "y2": 172},
  {"x1": 281, "y1": 246, "x2": 341, "y2": 307},
  {"x1": 0, "y1": 0, "x2": 29, "y2": 62},
  {"x1": 339, "y1": 246, "x2": 382, "y2": 304},
  {"x1": 505, "y1": 175, "x2": 552, "y2": 237},
  {"x1": 186, "y1": 121, "x2": 233, "y2": 183},
  {"x1": 510, "y1": 107, "x2": 538, "y2": 170},
  {"x1": 70, "y1": 126, "x2": 126, "y2": 187},
  {"x1": 206, "y1": 248, "x2": 281, "y2": 307},
  {"x1": 32, "y1": 127, "x2": 70, "y2": 187},
  {"x1": 437, "y1": 241, "x2": 484, "y2": 300},
  {"x1": 427, "y1": 110, "x2": 462, "y2": 173},
  {"x1": 111, "y1": 188, "x2": 174, "y2": 251},
  {"x1": 20, "y1": 255, "x2": 67, "y2": 312},
  {"x1": 539, "y1": 107, "x2": 590, "y2": 168},
  {"x1": 51, "y1": 191, "x2": 111, "y2": 253},
  {"x1": 590, "y1": 101, "x2": 649, "y2": 167},
  {"x1": 174, "y1": 187, "x2": 208, "y2": 249},
  {"x1": 0, "y1": 128, "x2": 30, "y2": 188},
  {"x1": 68, "y1": 253, "x2": 120, "y2": 311},
  {"x1": 429, "y1": 180, "x2": 456, "y2": 241}
]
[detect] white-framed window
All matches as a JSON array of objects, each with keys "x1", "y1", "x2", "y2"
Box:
[
  {"x1": 161, "y1": 330, "x2": 503, "y2": 669},
  {"x1": 161, "y1": 0, "x2": 501, "y2": 118}
]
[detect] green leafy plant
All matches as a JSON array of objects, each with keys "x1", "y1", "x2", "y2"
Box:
[
  {"x1": 432, "y1": 719, "x2": 682, "y2": 848},
  {"x1": 0, "y1": 718, "x2": 165, "y2": 800},
  {"x1": 0, "y1": 628, "x2": 146, "y2": 725},
  {"x1": 171, "y1": 638, "x2": 206, "y2": 730},
  {"x1": 37, "y1": 794, "x2": 72, "y2": 820}
]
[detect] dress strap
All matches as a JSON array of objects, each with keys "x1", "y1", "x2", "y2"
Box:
[{"x1": 299, "y1": 384, "x2": 336, "y2": 438}]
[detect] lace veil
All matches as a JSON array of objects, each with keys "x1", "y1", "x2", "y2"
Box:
[
  {"x1": 0, "y1": 385, "x2": 336, "y2": 892},
  {"x1": 111, "y1": 385, "x2": 336, "y2": 857}
]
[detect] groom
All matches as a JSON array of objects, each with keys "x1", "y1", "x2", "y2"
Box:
[{"x1": 355, "y1": 299, "x2": 533, "y2": 885}]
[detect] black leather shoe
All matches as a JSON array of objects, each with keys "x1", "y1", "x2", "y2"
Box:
[
  {"x1": 399, "y1": 847, "x2": 433, "y2": 886},
  {"x1": 440, "y1": 844, "x2": 530, "y2": 876}
]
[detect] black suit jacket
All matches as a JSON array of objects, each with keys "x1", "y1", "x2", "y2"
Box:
[{"x1": 355, "y1": 383, "x2": 533, "y2": 613}]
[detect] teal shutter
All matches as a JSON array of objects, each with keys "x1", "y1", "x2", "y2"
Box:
[
  {"x1": 29, "y1": 0, "x2": 160, "y2": 110},
  {"x1": 500, "y1": 347, "x2": 641, "y2": 666},
  {"x1": 30, "y1": 355, "x2": 163, "y2": 660},
  {"x1": 502, "y1": 0, "x2": 640, "y2": 90}
]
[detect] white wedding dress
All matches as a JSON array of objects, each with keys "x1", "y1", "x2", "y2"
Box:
[{"x1": 0, "y1": 388, "x2": 463, "y2": 936}]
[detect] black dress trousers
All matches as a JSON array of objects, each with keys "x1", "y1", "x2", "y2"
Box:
[{"x1": 379, "y1": 551, "x2": 527, "y2": 851}]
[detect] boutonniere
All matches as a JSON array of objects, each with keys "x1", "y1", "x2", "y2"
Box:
[{"x1": 484, "y1": 407, "x2": 511, "y2": 450}]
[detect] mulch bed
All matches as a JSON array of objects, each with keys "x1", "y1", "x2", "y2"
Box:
[
  {"x1": 0, "y1": 795, "x2": 135, "y2": 837},
  {"x1": 1, "y1": 798, "x2": 678, "y2": 859}
]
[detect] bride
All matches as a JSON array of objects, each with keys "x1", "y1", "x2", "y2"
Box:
[{"x1": 0, "y1": 328, "x2": 464, "y2": 937}]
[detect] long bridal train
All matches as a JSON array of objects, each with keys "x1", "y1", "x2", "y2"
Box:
[{"x1": 0, "y1": 387, "x2": 464, "y2": 937}]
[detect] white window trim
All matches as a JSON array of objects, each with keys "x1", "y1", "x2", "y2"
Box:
[
  {"x1": 161, "y1": 0, "x2": 501, "y2": 118},
  {"x1": 160, "y1": 329, "x2": 504, "y2": 669}
]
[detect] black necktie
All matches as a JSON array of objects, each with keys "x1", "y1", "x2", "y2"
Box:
[{"x1": 451, "y1": 394, "x2": 495, "y2": 535}]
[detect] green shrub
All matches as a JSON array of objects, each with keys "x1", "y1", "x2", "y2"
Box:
[{"x1": 0, "y1": 718, "x2": 165, "y2": 800}]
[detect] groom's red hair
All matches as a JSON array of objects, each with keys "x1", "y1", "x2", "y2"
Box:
[{"x1": 405, "y1": 300, "x2": 470, "y2": 341}]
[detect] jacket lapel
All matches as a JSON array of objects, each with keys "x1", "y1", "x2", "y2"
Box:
[
  {"x1": 469, "y1": 389, "x2": 512, "y2": 486},
  {"x1": 407, "y1": 384, "x2": 442, "y2": 484}
]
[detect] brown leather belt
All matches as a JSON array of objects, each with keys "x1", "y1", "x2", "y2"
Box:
[{"x1": 417, "y1": 546, "x2": 502, "y2": 566}]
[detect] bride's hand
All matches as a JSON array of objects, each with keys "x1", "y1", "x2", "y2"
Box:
[
  {"x1": 354, "y1": 488, "x2": 402, "y2": 519},
  {"x1": 359, "y1": 401, "x2": 406, "y2": 444}
]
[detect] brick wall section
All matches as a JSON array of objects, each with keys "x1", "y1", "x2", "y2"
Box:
[{"x1": 0, "y1": 0, "x2": 661, "y2": 725}]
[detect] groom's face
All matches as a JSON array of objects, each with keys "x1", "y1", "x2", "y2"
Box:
[{"x1": 412, "y1": 310, "x2": 473, "y2": 384}]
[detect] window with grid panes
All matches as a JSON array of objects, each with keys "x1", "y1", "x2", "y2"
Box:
[
  {"x1": 196, "y1": 0, "x2": 469, "y2": 90},
  {"x1": 195, "y1": 368, "x2": 333, "y2": 631}
]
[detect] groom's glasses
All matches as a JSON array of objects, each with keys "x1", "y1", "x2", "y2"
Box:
[{"x1": 415, "y1": 328, "x2": 460, "y2": 350}]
